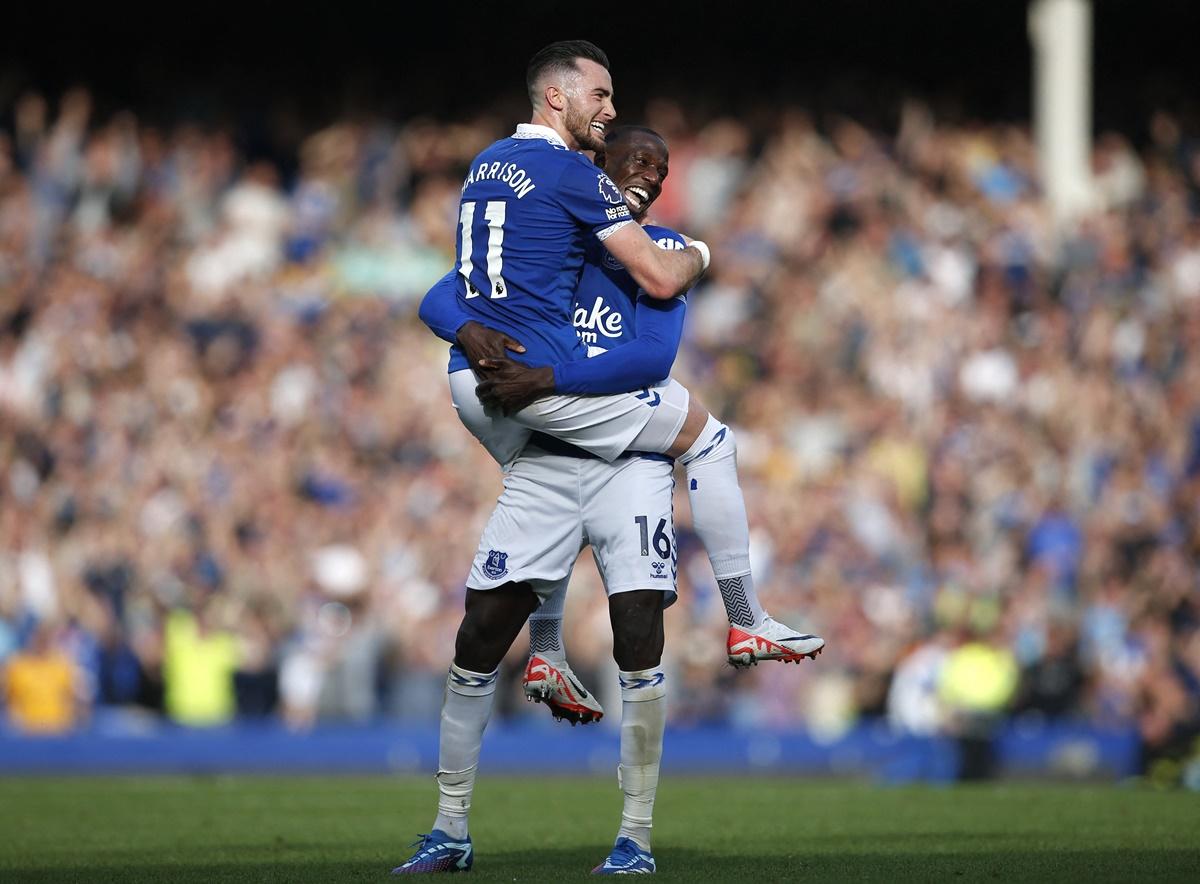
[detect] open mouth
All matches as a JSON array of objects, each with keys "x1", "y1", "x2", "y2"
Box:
[
  {"x1": 590, "y1": 121, "x2": 607, "y2": 137},
  {"x1": 623, "y1": 185, "x2": 651, "y2": 212}
]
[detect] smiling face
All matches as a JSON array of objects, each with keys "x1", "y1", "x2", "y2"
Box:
[
  {"x1": 600, "y1": 130, "x2": 669, "y2": 219},
  {"x1": 559, "y1": 58, "x2": 616, "y2": 151}
]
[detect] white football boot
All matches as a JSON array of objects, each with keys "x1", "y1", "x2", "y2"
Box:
[
  {"x1": 523, "y1": 655, "x2": 605, "y2": 725},
  {"x1": 727, "y1": 616, "x2": 825, "y2": 668}
]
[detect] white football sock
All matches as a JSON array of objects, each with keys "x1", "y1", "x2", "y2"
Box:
[
  {"x1": 432, "y1": 662, "x2": 498, "y2": 839},
  {"x1": 616, "y1": 667, "x2": 666, "y2": 852},
  {"x1": 527, "y1": 580, "x2": 568, "y2": 665},
  {"x1": 678, "y1": 416, "x2": 767, "y2": 630}
]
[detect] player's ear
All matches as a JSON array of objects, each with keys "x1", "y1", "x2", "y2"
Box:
[{"x1": 545, "y1": 84, "x2": 566, "y2": 112}]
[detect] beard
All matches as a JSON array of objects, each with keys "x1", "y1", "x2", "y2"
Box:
[{"x1": 564, "y1": 100, "x2": 604, "y2": 151}]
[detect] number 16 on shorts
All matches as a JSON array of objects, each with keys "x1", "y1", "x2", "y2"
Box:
[
  {"x1": 635, "y1": 514, "x2": 674, "y2": 585},
  {"x1": 634, "y1": 515, "x2": 672, "y2": 558}
]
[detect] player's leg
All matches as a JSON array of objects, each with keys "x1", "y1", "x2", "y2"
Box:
[
  {"x1": 610, "y1": 589, "x2": 667, "y2": 853},
  {"x1": 596, "y1": 590, "x2": 666, "y2": 874},
  {"x1": 438, "y1": 583, "x2": 538, "y2": 816},
  {"x1": 610, "y1": 590, "x2": 666, "y2": 670},
  {"x1": 582, "y1": 457, "x2": 671, "y2": 874},
  {"x1": 435, "y1": 583, "x2": 537, "y2": 831},
  {"x1": 395, "y1": 453, "x2": 583, "y2": 875},
  {"x1": 444, "y1": 451, "x2": 582, "y2": 827},
  {"x1": 449, "y1": 368, "x2": 532, "y2": 468},
  {"x1": 453, "y1": 583, "x2": 540, "y2": 673},
  {"x1": 658, "y1": 396, "x2": 826, "y2": 667},
  {"x1": 524, "y1": 574, "x2": 605, "y2": 724},
  {"x1": 506, "y1": 379, "x2": 684, "y2": 462},
  {"x1": 393, "y1": 581, "x2": 536, "y2": 875},
  {"x1": 527, "y1": 576, "x2": 569, "y2": 667}
]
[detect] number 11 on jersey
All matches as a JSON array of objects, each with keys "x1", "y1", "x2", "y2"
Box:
[{"x1": 459, "y1": 200, "x2": 508, "y2": 299}]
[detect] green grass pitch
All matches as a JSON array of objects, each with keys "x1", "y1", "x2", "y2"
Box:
[{"x1": 1, "y1": 776, "x2": 1198, "y2": 881}]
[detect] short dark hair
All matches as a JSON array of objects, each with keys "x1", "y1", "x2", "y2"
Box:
[
  {"x1": 526, "y1": 40, "x2": 610, "y2": 107},
  {"x1": 606, "y1": 126, "x2": 665, "y2": 148}
]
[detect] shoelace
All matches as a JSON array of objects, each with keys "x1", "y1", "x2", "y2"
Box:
[
  {"x1": 404, "y1": 834, "x2": 454, "y2": 863},
  {"x1": 405, "y1": 833, "x2": 468, "y2": 857},
  {"x1": 607, "y1": 844, "x2": 643, "y2": 867}
]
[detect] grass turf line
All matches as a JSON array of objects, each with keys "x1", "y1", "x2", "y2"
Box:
[{"x1": 1, "y1": 776, "x2": 1198, "y2": 882}]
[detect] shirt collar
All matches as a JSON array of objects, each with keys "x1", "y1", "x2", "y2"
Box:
[{"x1": 513, "y1": 123, "x2": 568, "y2": 148}]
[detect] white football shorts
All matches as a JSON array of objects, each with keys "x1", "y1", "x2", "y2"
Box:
[
  {"x1": 467, "y1": 445, "x2": 678, "y2": 606},
  {"x1": 448, "y1": 369, "x2": 690, "y2": 467}
]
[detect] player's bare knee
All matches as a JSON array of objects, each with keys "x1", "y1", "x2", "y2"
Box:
[
  {"x1": 455, "y1": 584, "x2": 537, "y2": 670},
  {"x1": 454, "y1": 614, "x2": 488, "y2": 651},
  {"x1": 610, "y1": 591, "x2": 665, "y2": 670},
  {"x1": 453, "y1": 617, "x2": 499, "y2": 672}
]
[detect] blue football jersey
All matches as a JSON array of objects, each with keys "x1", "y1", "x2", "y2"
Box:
[
  {"x1": 452, "y1": 124, "x2": 635, "y2": 369},
  {"x1": 572, "y1": 224, "x2": 688, "y2": 354}
]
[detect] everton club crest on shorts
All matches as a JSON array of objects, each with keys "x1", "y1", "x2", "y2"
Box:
[{"x1": 483, "y1": 549, "x2": 509, "y2": 580}]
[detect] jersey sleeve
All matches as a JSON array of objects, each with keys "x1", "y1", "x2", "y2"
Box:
[
  {"x1": 551, "y1": 291, "x2": 686, "y2": 395},
  {"x1": 555, "y1": 158, "x2": 634, "y2": 242},
  {"x1": 417, "y1": 270, "x2": 470, "y2": 344},
  {"x1": 643, "y1": 225, "x2": 690, "y2": 252}
]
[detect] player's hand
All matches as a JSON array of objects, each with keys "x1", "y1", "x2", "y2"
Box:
[
  {"x1": 475, "y1": 358, "x2": 555, "y2": 414},
  {"x1": 456, "y1": 321, "x2": 526, "y2": 375}
]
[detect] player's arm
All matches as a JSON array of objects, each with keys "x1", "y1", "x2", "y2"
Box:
[
  {"x1": 552, "y1": 293, "x2": 685, "y2": 394},
  {"x1": 557, "y1": 160, "x2": 709, "y2": 301},
  {"x1": 476, "y1": 294, "x2": 686, "y2": 411},
  {"x1": 417, "y1": 270, "x2": 470, "y2": 344},
  {"x1": 417, "y1": 269, "x2": 526, "y2": 369},
  {"x1": 601, "y1": 223, "x2": 708, "y2": 300}
]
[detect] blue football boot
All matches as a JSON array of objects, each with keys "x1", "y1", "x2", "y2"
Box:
[
  {"x1": 592, "y1": 837, "x2": 656, "y2": 874},
  {"x1": 391, "y1": 829, "x2": 473, "y2": 874}
]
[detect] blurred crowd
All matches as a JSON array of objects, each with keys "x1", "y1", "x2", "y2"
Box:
[{"x1": 1, "y1": 88, "x2": 1198, "y2": 782}]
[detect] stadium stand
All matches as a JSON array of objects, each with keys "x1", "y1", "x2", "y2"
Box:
[{"x1": 1, "y1": 85, "x2": 1198, "y2": 783}]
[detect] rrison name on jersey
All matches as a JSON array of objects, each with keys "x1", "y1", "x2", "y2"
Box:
[{"x1": 461, "y1": 161, "x2": 537, "y2": 199}]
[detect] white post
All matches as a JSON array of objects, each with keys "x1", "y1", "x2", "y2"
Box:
[{"x1": 1029, "y1": 0, "x2": 1094, "y2": 223}]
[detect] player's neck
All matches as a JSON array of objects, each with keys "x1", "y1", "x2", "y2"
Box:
[{"x1": 529, "y1": 111, "x2": 578, "y2": 151}]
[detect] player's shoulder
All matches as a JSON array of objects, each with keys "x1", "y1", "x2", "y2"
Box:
[
  {"x1": 474, "y1": 135, "x2": 515, "y2": 157},
  {"x1": 642, "y1": 224, "x2": 688, "y2": 250},
  {"x1": 472, "y1": 132, "x2": 561, "y2": 162},
  {"x1": 561, "y1": 148, "x2": 600, "y2": 169},
  {"x1": 557, "y1": 149, "x2": 610, "y2": 183},
  {"x1": 556, "y1": 156, "x2": 627, "y2": 213},
  {"x1": 503, "y1": 136, "x2": 594, "y2": 186}
]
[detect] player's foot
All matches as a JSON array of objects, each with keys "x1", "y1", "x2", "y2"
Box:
[
  {"x1": 592, "y1": 837, "x2": 656, "y2": 874},
  {"x1": 727, "y1": 616, "x2": 825, "y2": 668},
  {"x1": 523, "y1": 655, "x2": 605, "y2": 725},
  {"x1": 391, "y1": 830, "x2": 473, "y2": 874}
]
